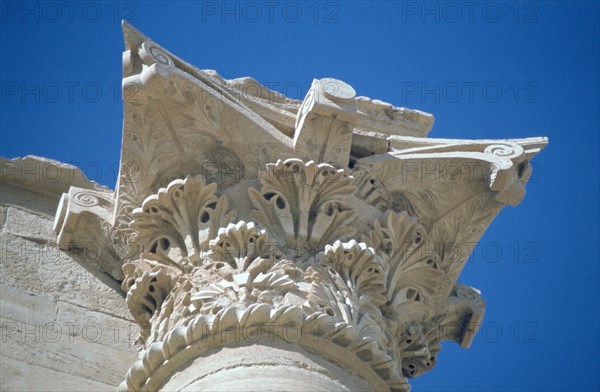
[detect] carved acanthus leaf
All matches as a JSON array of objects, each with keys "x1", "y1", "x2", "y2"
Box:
[
  {"x1": 321, "y1": 240, "x2": 388, "y2": 305},
  {"x1": 397, "y1": 322, "x2": 436, "y2": 378},
  {"x1": 191, "y1": 271, "x2": 297, "y2": 315},
  {"x1": 122, "y1": 260, "x2": 176, "y2": 340},
  {"x1": 362, "y1": 211, "x2": 447, "y2": 320},
  {"x1": 249, "y1": 159, "x2": 357, "y2": 252},
  {"x1": 428, "y1": 191, "x2": 501, "y2": 282},
  {"x1": 206, "y1": 220, "x2": 273, "y2": 273},
  {"x1": 130, "y1": 176, "x2": 237, "y2": 269}
]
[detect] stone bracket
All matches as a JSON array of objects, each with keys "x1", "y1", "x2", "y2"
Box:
[
  {"x1": 293, "y1": 78, "x2": 357, "y2": 168},
  {"x1": 53, "y1": 186, "x2": 123, "y2": 279},
  {"x1": 386, "y1": 135, "x2": 548, "y2": 206}
]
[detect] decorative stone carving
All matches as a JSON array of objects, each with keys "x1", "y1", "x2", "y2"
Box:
[
  {"x1": 130, "y1": 176, "x2": 236, "y2": 268},
  {"x1": 249, "y1": 159, "x2": 357, "y2": 250},
  {"x1": 53, "y1": 22, "x2": 547, "y2": 392},
  {"x1": 293, "y1": 78, "x2": 357, "y2": 167}
]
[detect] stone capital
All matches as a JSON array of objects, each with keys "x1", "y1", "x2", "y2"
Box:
[{"x1": 53, "y1": 22, "x2": 547, "y2": 391}]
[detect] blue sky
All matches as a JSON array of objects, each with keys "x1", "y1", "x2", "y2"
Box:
[{"x1": 1, "y1": 1, "x2": 598, "y2": 391}]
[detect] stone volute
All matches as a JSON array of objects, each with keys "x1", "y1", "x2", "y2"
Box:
[{"x1": 53, "y1": 22, "x2": 547, "y2": 391}]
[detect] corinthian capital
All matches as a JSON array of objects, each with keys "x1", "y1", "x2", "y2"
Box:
[{"x1": 53, "y1": 22, "x2": 547, "y2": 392}]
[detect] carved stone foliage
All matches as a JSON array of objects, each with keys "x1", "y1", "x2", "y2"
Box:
[
  {"x1": 362, "y1": 211, "x2": 450, "y2": 319},
  {"x1": 120, "y1": 159, "x2": 489, "y2": 392},
  {"x1": 249, "y1": 159, "x2": 357, "y2": 252},
  {"x1": 52, "y1": 22, "x2": 547, "y2": 392},
  {"x1": 130, "y1": 176, "x2": 236, "y2": 270}
]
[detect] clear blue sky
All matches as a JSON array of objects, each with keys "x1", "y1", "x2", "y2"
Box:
[{"x1": 1, "y1": 1, "x2": 598, "y2": 391}]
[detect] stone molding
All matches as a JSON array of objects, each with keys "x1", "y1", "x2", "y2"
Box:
[{"x1": 53, "y1": 22, "x2": 547, "y2": 391}]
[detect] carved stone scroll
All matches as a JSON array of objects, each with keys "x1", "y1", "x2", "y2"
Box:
[{"x1": 293, "y1": 78, "x2": 357, "y2": 168}]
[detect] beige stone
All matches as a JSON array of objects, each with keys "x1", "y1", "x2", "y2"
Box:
[
  {"x1": 1, "y1": 357, "x2": 116, "y2": 392},
  {"x1": 2, "y1": 21, "x2": 547, "y2": 392},
  {"x1": 1, "y1": 157, "x2": 138, "y2": 390}
]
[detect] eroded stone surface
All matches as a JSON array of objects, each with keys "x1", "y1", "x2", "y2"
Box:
[
  {"x1": 1, "y1": 357, "x2": 116, "y2": 392},
  {"x1": 4, "y1": 207, "x2": 56, "y2": 243},
  {"x1": 162, "y1": 342, "x2": 374, "y2": 392},
  {"x1": 1, "y1": 157, "x2": 137, "y2": 391}
]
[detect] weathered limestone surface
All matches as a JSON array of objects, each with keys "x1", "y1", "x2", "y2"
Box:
[
  {"x1": 161, "y1": 343, "x2": 374, "y2": 391},
  {"x1": 0, "y1": 156, "x2": 138, "y2": 391},
  {"x1": 4, "y1": 22, "x2": 547, "y2": 392}
]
